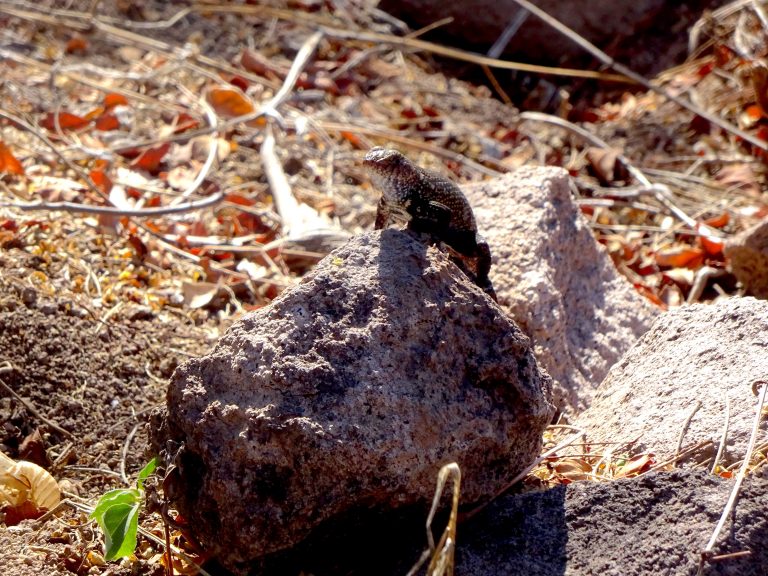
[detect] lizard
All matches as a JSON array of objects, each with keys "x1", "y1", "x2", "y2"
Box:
[{"x1": 363, "y1": 146, "x2": 497, "y2": 301}]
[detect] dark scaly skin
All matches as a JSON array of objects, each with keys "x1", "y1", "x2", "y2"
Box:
[{"x1": 364, "y1": 147, "x2": 497, "y2": 301}]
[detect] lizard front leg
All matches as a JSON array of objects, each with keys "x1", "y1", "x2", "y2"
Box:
[{"x1": 374, "y1": 197, "x2": 390, "y2": 230}]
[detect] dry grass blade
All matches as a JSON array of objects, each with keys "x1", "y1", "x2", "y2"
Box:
[
  {"x1": 711, "y1": 396, "x2": 732, "y2": 474},
  {"x1": 171, "y1": 92, "x2": 219, "y2": 204},
  {"x1": 697, "y1": 381, "x2": 768, "y2": 574},
  {"x1": 689, "y1": 0, "x2": 752, "y2": 53},
  {"x1": 644, "y1": 440, "x2": 714, "y2": 475},
  {"x1": 407, "y1": 462, "x2": 461, "y2": 576},
  {"x1": 675, "y1": 400, "x2": 702, "y2": 465},
  {"x1": 320, "y1": 27, "x2": 630, "y2": 82}
]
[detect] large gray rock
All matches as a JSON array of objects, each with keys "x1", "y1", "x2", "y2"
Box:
[
  {"x1": 457, "y1": 468, "x2": 768, "y2": 576},
  {"x1": 464, "y1": 167, "x2": 659, "y2": 413},
  {"x1": 725, "y1": 219, "x2": 768, "y2": 299},
  {"x1": 575, "y1": 297, "x2": 768, "y2": 464},
  {"x1": 150, "y1": 229, "x2": 553, "y2": 573}
]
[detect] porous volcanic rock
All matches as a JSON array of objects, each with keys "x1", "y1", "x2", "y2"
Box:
[
  {"x1": 725, "y1": 218, "x2": 768, "y2": 299},
  {"x1": 575, "y1": 297, "x2": 768, "y2": 464},
  {"x1": 464, "y1": 166, "x2": 659, "y2": 413},
  {"x1": 457, "y1": 468, "x2": 768, "y2": 575},
  {"x1": 150, "y1": 229, "x2": 553, "y2": 573}
]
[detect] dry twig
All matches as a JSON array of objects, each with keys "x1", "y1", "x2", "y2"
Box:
[
  {"x1": 675, "y1": 400, "x2": 702, "y2": 465},
  {"x1": 0, "y1": 191, "x2": 225, "y2": 216},
  {"x1": 711, "y1": 396, "x2": 732, "y2": 474},
  {"x1": 644, "y1": 440, "x2": 715, "y2": 474},
  {"x1": 697, "y1": 381, "x2": 767, "y2": 574}
]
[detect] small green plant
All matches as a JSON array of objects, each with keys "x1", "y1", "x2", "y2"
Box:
[{"x1": 90, "y1": 458, "x2": 157, "y2": 561}]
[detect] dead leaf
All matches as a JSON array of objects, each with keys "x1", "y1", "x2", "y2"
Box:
[
  {"x1": 659, "y1": 284, "x2": 684, "y2": 307},
  {"x1": 131, "y1": 142, "x2": 171, "y2": 173},
  {"x1": 40, "y1": 112, "x2": 89, "y2": 131},
  {"x1": 104, "y1": 93, "x2": 129, "y2": 109},
  {"x1": 240, "y1": 49, "x2": 286, "y2": 79},
  {"x1": 172, "y1": 112, "x2": 200, "y2": 134},
  {"x1": 94, "y1": 113, "x2": 120, "y2": 131},
  {"x1": 65, "y1": 35, "x2": 88, "y2": 54},
  {"x1": 182, "y1": 281, "x2": 220, "y2": 309},
  {"x1": 749, "y1": 64, "x2": 768, "y2": 118},
  {"x1": 0, "y1": 142, "x2": 24, "y2": 175},
  {"x1": 127, "y1": 234, "x2": 148, "y2": 260},
  {"x1": 697, "y1": 223, "x2": 725, "y2": 257},
  {"x1": 0, "y1": 451, "x2": 61, "y2": 525},
  {"x1": 654, "y1": 246, "x2": 704, "y2": 268},
  {"x1": 229, "y1": 75, "x2": 249, "y2": 92},
  {"x1": 614, "y1": 454, "x2": 654, "y2": 478},
  {"x1": 18, "y1": 429, "x2": 49, "y2": 468},
  {"x1": 206, "y1": 87, "x2": 254, "y2": 118},
  {"x1": 715, "y1": 164, "x2": 761, "y2": 196},
  {"x1": 662, "y1": 268, "x2": 695, "y2": 286},
  {"x1": 586, "y1": 147, "x2": 625, "y2": 184},
  {"x1": 89, "y1": 169, "x2": 113, "y2": 194},
  {"x1": 703, "y1": 212, "x2": 729, "y2": 228},
  {"x1": 552, "y1": 458, "x2": 592, "y2": 481},
  {"x1": 634, "y1": 282, "x2": 665, "y2": 309}
]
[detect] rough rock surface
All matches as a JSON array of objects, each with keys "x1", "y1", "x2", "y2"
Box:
[
  {"x1": 725, "y1": 219, "x2": 768, "y2": 299},
  {"x1": 456, "y1": 468, "x2": 768, "y2": 576},
  {"x1": 463, "y1": 167, "x2": 659, "y2": 413},
  {"x1": 150, "y1": 229, "x2": 553, "y2": 573},
  {"x1": 575, "y1": 297, "x2": 768, "y2": 463}
]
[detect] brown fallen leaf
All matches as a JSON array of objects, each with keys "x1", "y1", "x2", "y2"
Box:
[
  {"x1": 585, "y1": 146, "x2": 619, "y2": 184},
  {"x1": 613, "y1": 453, "x2": 654, "y2": 478},
  {"x1": 104, "y1": 93, "x2": 129, "y2": 109},
  {"x1": 0, "y1": 451, "x2": 61, "y2": 525},
  {"x1": 182, "y1": 281, "x2": 220, "y2": 309},
  {"x1": 0, "y1": 142, "x2": 24, "y2": 175},
  {"x1": 207, "y1": 86, "x2": 255, "y2": 118},
  {"x1": 40, "y1": 112, "x2": 89, "y2": 131},
  {"x1": 552, "y1": 457, "x2": 592, "y2": 482},
  {"x1": 206, "y1": 86, "x2": 263, "y2": 127},
  {"x1": 131, "y1": 142, "x2": 171, "y2": 173},
  {"x1": 654, "y1": 245, "x2": 704, "y2": 268}
]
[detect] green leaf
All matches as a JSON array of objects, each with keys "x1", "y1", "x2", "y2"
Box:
[
  {"x1": 90, "y1": 458, "x2": 157, "y2": 562},
  {"x1": 136, "y1": 457, "x2": 158, "y2": 491},
  {"x1": 90, "y1": 489, "x2": 140, "y2": 523},
  {"x1": 99, "y1": 501, "x2": 141, "y2": 560}
]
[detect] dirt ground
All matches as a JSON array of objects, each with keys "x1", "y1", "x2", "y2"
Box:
[{"x1": 0, "y1": 248, "x2": 221, "y2": 575}]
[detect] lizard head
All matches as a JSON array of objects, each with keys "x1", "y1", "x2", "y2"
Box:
[
  {"x1": 363, "y1": 147, "x2": 416, "y2": 204},
  {"x1": 363, "y1": 147, "x2": 405, "y2": 174}
]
